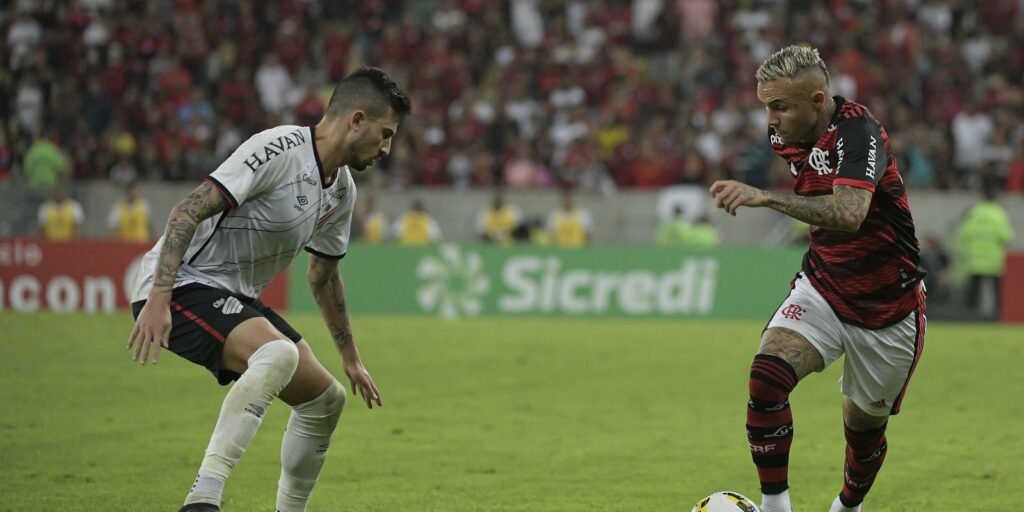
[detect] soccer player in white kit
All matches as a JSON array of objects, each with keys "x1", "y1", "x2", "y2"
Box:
[{"x1": 127, "y1": 67, "x2": 410, "y2": 512}]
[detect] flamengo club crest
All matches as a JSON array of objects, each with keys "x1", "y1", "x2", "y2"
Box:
[
  {"x1": 781, "y1": 303, "x2": 805, "y2": 320},
  {"x1": 808, "y1": 147, "x2": 832, "y2": 175}
]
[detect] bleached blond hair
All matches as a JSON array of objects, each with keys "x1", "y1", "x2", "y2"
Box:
[{"x1": 755, "y1": 45, "x2": 830, "y2": 85}]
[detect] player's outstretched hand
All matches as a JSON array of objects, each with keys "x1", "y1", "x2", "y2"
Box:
[
  {"x1": 709, "y1": 180, "x2": 768, "y2": 216},
  {"x1": 344, "y1": 358, "x2": 382, "y2": 409},
  {"x1": 127, "y1": 298, "x2": 171, "y2": 366}
]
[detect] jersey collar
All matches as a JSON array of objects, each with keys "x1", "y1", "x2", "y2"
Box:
[{"x1": 308, "y1": 125, "x2": 334, "y2": 189}]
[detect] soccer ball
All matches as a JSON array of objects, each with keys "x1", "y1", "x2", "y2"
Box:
[{"x1": 691, "y1": 491, "x2": 760, "y2": 512}]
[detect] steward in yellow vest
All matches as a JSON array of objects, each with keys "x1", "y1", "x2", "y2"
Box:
[
  {"x1": 107, "y1": 185, "x2": 152, "y2": 241},
  {"x1": 37, "y1": 187, "x2": 84, "y2": 241},
  {"x1": 476, "y1": 189, "x2": 522, "y2": 245},
  {"x1": 394, "y1": 200, "x2": 442, "y2": 246},
  {"x1": 546, "y1": 189, "x2": 592, "y2": 247}
]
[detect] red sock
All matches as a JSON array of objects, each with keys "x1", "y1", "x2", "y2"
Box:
[
  {"x1": 747, "y1": 354, "x2": 797, "y2": 495},
  {"x1": 840, "y1": 423, "x2": 888, "y2": 507}
]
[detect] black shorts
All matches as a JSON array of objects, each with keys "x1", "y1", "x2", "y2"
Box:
[{"x1": 132, "y1": 283, "x2": 302, "y2": 385}]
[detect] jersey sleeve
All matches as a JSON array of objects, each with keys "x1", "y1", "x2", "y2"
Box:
[
  {"x1": 206, "y1": 128, "x2": 293, "y2": 208},
  {"x1": 834, "y1": 116, "x2": 886, "y2": 192},
  {"x1": 305, "y1": 175, "x2": 357, "y2": 260}
]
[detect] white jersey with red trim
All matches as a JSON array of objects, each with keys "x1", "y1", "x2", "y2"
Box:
[{"x1": 132, "y1": 124, "x2": 356, "y2": 301}]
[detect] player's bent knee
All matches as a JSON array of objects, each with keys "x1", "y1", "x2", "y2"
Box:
[
  {"x1": 222, "y1": 318, "x2": 294, "y2": 373},
  {"x1": 260, "y1": 339, "x2": 300, "y2": 368},
  {"x1": 292, "y1": 380, "x2": 346, "y2": 435},
  {"x1": 313, "y1": 379, "x2": 345, "y2": 417},
  {"x1": 843, "y1": 396, "x2": 889, "y2": 431},
  {"x1": 322, "y1": 380, "x2": 346, "y2": 421},
  {"x1": 757, "y1": 327, "x2": 824, "y2": 379},
  {"x1": 251, "y1": 339, "x2": 300, "y2": 378}
]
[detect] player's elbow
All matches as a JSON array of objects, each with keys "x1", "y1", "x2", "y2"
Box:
[
  {"x1": 838, "y1": 212, "x2": 868, "y2": 233},
  {"x1": 167, "y1": 204, "x2": 194, "y2": 225},
  {"x1": 837, "y1": 222, "x2": 860, "y2": 233},
  {"x1": 306, "y1": 257, "x2": 338, "y2": 288}
]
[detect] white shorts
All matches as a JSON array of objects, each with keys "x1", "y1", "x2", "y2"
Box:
[{"x1": 766, "y1": 273, "x2": 926, "y2": 417}]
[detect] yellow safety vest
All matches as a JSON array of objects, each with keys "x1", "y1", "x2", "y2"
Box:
[
  {"x1": 42, "y1": 200, "x2": 79, "y2": 240},
  {"x1": 397, "y1": 212, "x2": 433, "y2": 246},
  {"x1": 551, "y1": 211, "x2": 587, "y2": 247},
  {"x1": 364, "y1": 212, "x2": 387, "y2": 244},
  {"x1": 114, "y1": 199, "x2": 150, "y2": 241},
  {"x1": 483, "y1": 207, "x2": 518, "y2": 244}
]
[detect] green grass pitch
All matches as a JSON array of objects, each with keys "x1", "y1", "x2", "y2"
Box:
[{"x1": 0, "y1": 313, "x2": 1021, "y2": 511}]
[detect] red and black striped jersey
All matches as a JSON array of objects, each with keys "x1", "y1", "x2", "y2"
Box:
[{"x1": 770, "y1": 96, "x2": 926, "y2": 329}]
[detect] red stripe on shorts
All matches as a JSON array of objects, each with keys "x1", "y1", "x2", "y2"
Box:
[
  {"x1": 171, "y1": 300, "x2": 226, "y2": 343},
  {"x1": 890, "y1": 300, "x2": 926, "y2": 415}
]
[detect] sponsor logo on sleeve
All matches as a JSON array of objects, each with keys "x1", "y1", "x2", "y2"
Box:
[
  {"x1": 836, "y1": 137, "x2": 845, "y2": 171},
  {"x1": 865, "y1": 135, "x2": 877, "y2": 180}
]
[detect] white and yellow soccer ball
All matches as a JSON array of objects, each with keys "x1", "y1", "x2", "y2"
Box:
[{"x1": 691, "y1": 491, "x2": 760, "y2": 512}]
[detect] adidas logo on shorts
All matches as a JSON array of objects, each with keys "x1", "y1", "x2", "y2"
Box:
[{"x1": 213, "y1": 297, "x2": 244, "y2": 315}]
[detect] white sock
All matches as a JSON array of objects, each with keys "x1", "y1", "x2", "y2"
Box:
[
  {"x1": 276, "y1": 380, "x2": 346, "y2": 512},
  {"x1": 829, "y1": 496, "x2": 861, "y2": 512},
  {"x1": 761, "y1": 489, "x2": 792, "y2": 512},
  {"x1": 184, "y1": 340, "x2": 300, "y2": 506}
]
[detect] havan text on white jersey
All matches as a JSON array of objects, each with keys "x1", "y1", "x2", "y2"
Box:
[{"x1": 133, "y1": 125, "x2": 356, "y2": 301}]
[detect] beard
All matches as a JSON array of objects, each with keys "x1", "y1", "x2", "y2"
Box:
[
  {"x1": 350, "y1": 157, "x2": 375, "y2": 171},
  {"x1": 347, "y1": 143, "x2": 376, "y2": 171}
]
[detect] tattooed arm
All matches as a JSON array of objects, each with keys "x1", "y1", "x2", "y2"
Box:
[
  {"x1": 709, "y1": 181, "x2": 872, "y2": 233},
  {"x1": 151, "y1": 181, "x2": 229, "y2": 295},
  {"x1": 762, "y1": 186, "x2": 871, "y2": 232},
  {"x1": 308, "y1": 253, "x2": 382, "y2": 408},
  {"x1": 127, "y1": 180, "x2": 228, "y2": 365},
  {"x1": 307, "y1": 253, "x2": 355, "y2": 352}
]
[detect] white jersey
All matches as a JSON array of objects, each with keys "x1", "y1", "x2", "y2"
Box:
[{"x1": 132, "y1": 125, "x2": 357, "y2": 302}]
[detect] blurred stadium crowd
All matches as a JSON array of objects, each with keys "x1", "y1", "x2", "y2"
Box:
[{"x1": 4, "y1": 0, "x2": 1024, "y2": 195}]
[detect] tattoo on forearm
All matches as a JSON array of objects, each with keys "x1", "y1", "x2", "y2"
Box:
[
  {"x1": 764, "y1": 185, "x2": 870, "y2": 232},
  {"x1": 309, "y1": 258, "x2": 354, "y2": 350},
  {"x1": 153, "y1": 181, "x2": 227, "y2": 289}
]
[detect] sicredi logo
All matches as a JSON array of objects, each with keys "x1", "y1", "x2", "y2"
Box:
[
  {"x1": 414, "y1": 246, "x2": 719, "y2": 318},
  {"x1": 416, "y1": 245, "x2": 490, "y2": 319},
  {"x1": 499, "y1": 257, "x2": 718, "y2": 315}
]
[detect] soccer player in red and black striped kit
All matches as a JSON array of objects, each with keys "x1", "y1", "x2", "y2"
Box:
[{"x1": 710, "y1": 45, "x2": 927, "y2": 512}]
